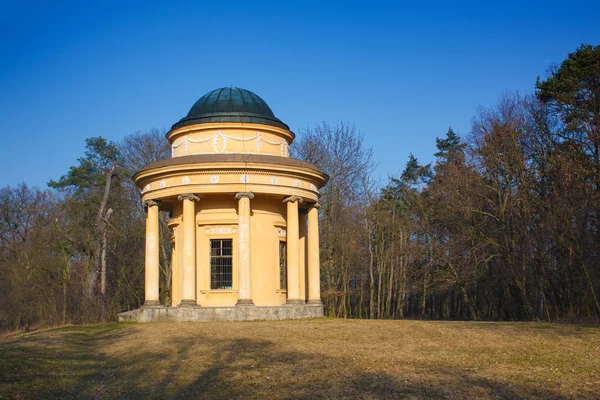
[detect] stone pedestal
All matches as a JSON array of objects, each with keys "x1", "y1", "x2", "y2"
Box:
[{"x1": 117, "y1": 304, "x2": 324, "y2": 322}]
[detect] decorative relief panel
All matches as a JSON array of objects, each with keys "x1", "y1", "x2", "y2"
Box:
[
  {"x1": 204, "y1": 226, "x2": 237, "y2": 235},
  {"x1": 277, "y1": 228, "x2": 287, "y2": 238},
  {"x1": 181, "y1": 176, "x2": 190, "y2": 185},
  {"x1": 256, "y1": 133, "x2": 262, "y2": 151},
  {"x1": 171, "y1": 131, "x2": 289, "y2": 156},
  {"x1": 212, "y1": 132, "x2": 227, "y2": 153},
  {"x1": 281, "y1": 141, "x2": 289, "y2": 157},
  {"x1": 240, "y1": 174, "x2": 250, "y2": 183},
  {"x1": 210, "y1": 175, "x2": 219, "y2": 184},
  {"x1": 159, "y1": 180, "x2": 166, "y2": 189}
]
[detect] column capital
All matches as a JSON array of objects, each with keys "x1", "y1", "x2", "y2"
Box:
[
  {"x1": 283, "y1": 195, "x2": 304, "y2": 204},
  {"x1": 177, "y1": 193, "x2": 200, "y2": 202},
  {"x1": 310, "y1": 202, "x2": 321, "y2": 209},
  {"x1": 144, "y1": 199, "x2": 161, "y2": 208},
  {"x1": 235, "y1": 192, "x2": 255, "y2": 200}
]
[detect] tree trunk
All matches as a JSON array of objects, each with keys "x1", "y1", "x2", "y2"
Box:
[
  {"x1": 100, "y1": 208, "x2": 113, "y2": 297},
  {"x1": 87, "y1": 162, "x2": 116, "y2": 321},
  {"x1": 366, "y1": 214, "x2": 375, "y2": 319}
]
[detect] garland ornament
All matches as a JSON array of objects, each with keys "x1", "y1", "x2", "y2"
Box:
[{"x1": 171, "y1": 132, "x2": 289, "y2": 156}]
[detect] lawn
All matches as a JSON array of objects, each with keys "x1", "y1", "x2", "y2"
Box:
[{"x1": 0, "y1": 319, "x2": 599, "y2": 399}]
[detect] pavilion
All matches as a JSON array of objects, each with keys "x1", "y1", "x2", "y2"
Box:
[{"x1": 118, "y1": 87, "x2": 328, "y2": 322}]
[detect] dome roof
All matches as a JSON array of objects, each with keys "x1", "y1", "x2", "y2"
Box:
[{"x1": 172, "y1": 87, "x2": 289, "y2": 130}]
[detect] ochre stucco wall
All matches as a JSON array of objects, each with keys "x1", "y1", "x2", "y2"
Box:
[
  {"x1": 169, "y1": 194, "x2": 297, "y2": 307},
  {"x1": 168, "y1": 123, "x2": 294, "y2": 158}
]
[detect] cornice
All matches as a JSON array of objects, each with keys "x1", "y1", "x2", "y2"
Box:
[{"x1": 133, "y1": 156, "x2": 329, "y2": 188}]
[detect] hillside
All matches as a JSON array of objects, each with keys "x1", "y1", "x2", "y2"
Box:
[{"x1": 1, "y1": 319, "x2": 599, "y2": 399}]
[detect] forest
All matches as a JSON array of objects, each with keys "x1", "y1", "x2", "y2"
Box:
[{"x1": 1, "y1": 44, "x2": 598, "y2": 330}]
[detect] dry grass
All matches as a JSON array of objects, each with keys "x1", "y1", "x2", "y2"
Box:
[{"x1": 0, "y1": 319, "x2": 599, "y2": 399}]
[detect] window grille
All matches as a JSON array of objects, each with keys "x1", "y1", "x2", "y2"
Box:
[
  {"x1": 210, "y1": 239, "x2": 233, "y2": 289},
  {"x1": 279, "y1": 241, "x2": 287, "y2": 290}
]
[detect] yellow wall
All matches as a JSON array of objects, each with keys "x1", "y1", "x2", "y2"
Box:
[
  {"x1": 168, "y1": 123, "x2": 293, "y2": 158},
  {"x1": 248, "y1": 196, "x2": 288, "y2": 306},
  {"x1": 168, "y1": 194, "x2": 298, "y2": 307}
]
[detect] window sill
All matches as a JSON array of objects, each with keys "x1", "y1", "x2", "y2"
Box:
[{"x1": 200, "y1": 289, "x2": 238, "y2": 294}]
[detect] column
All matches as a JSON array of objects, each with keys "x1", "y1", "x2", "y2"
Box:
[
  {"x1": 307, "y1": 203, "x2": 322, "y2": 304},
  {"x1": 175, "y1": 217, "x2": 184, "y2": 307},
  {"x1": 284, "y1": 196, "x2": 303, "y2": 304},
  {"x1": 170, "y1": 225, "x2": 179, "y2": 307},
  {"x1": 178, "y1": 193, "x2": 199, "y2": 306},
  {"x1": 144, "y1": 200, "x2": 160, "y2": 307},
  {"x1": 235, "y1": 192, "x2": 254, "y2": 305},
  {"x1": 299, "y1": 209, "x2": 307, "y2": 300}
]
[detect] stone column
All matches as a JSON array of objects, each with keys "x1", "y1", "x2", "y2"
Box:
[
  {"x1": 143, "y1": 200, "x2": 160, "y2": 307},
  {"x1": 307, "y1": 203, "x2": 322, "y2": 304},
  {"x1": 170, "y1": 226, "x2": 178, "y2": 307},
  {"x1": 175, "y1": 218, "x2": 184, "y2": 307},
  {"x1": 235, "y1": 192, "x2": 254, "y2": 306},
  {"x1": 284, "y1": 196, "x2": 303, "y2": 304},
  {"x1": 299, "y1": 209, "x2": 307, "y2": 300},
  {"x1": 178, "y1": 193, "x2": 200, "y2": 306}
]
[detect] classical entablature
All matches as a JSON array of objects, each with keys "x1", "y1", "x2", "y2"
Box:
[
  {"x1": 135, "y1": 154, "x2": 324, "y2": 204},
  {"x1": 118, "y1": 87, "x2": 328, "y2": 322}
]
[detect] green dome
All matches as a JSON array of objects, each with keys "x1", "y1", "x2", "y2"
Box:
[{"x1": 172, "y1": 87, "x2": 289, "y2": 130}]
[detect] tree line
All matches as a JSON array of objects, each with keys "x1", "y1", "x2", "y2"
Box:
[
  {"x1": 0, "y1": 44, "x2": 598, "y2": 330},
  {"x1": 294, "y1": 44, "x2": 600, "y2": 322},
  {"x1": 0, "y1": 130, "x2": 171, "y2": 329}
]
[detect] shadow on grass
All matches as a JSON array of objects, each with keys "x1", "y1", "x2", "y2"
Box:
[
  {"x1": 0, "y1": 323, "x2": 135, "y2": 399},
  {"x1": 0, "y1": 322, "x2": 579, "y2": 399}
]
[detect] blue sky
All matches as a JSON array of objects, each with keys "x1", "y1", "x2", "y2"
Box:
[{"x1": 1, "y1": 1, "x2": 599, "y2": 188}]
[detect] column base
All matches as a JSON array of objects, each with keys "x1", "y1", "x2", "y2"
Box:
[
  {"x1": 236, "y1": 299, "x2": 255, "y2": 306},
  {"x1": 286, "y1": 299, "x2": 303, "y2": 305},
  {"x1": 179, "y1": 299, "x2": 199, "y2": 307},
  {"x1": 307, "y1": 300, "x2": 323, "y2": 305},
  {"x1": 143, "y1": 300, "x2": 161, "y2": 308}
]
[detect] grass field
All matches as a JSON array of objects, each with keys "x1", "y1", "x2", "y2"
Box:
[{"x1": 0, "y1": 319, "x2": 599, "y2": 399}]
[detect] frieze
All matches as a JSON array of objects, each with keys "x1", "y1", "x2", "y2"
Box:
[
  {"x1": 204, "y1": 226, "x2": 237, "y2": 235},
  {"x1": 171, "y1": 132, "x2": 289, "y2": 156}
]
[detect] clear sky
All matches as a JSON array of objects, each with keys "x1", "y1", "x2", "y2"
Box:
[{"x1": 1, "y1": 1, "x2": 599, "y2": 188}]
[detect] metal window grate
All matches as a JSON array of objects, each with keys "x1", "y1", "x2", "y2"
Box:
[
  {"x1": 210, "y1": 239, "x2": 233, "y2": 289},
  {"x1": 279, "y1": 241, "x2": 287, "y2": 290}
]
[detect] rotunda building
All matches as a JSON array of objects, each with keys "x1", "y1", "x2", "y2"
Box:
[{"x1": 118, "y1": 87, "x2": 328, "y2": 322}]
